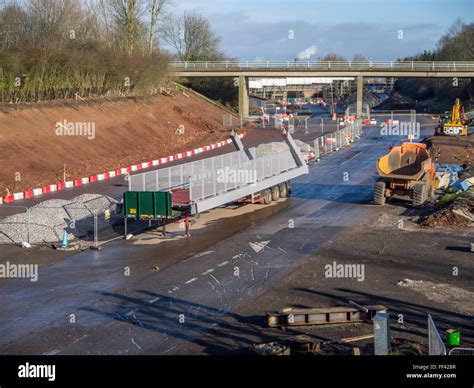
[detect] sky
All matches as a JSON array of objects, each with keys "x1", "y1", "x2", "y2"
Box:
[{"x1": 166, "y1": 0, "x2": 474, "y2": 60}]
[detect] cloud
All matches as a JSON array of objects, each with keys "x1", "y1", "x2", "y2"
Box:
[{"x1": 297, "y1": 45, "x2": 318, "y2": 59}]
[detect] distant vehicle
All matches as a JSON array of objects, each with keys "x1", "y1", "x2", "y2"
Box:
[{"x1": 435, "y1": 98, "x2": 468, "y2": 136}]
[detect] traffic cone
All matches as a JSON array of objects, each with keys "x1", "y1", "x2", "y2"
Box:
[{"x1": 60, "y1": 230, "x2": 68, "y2": 249}]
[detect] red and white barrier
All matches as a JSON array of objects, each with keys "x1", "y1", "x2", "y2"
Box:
[{"x1": 2, "y1": 131, "x2": 248, "y2": 204}]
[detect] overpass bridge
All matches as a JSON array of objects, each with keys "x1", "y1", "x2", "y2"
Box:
[{"x1": 170, "y1": 60, "x2": 474, "y2": 117}]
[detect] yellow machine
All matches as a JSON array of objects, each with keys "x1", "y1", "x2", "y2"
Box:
[
  {"x1": 436, "y1": 98, "x2": 468, "y2": 136},
  {"x1": 374, "y1": 142, "x2": 436, "y2": 207}
]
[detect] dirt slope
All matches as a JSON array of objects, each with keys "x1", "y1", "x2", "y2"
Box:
[
  {"x1": 0, "y1": 91, "x2": 237, "y2": 195},
  {"x1": 424, "y1": 134, "x2": 474, "y2": 165}
]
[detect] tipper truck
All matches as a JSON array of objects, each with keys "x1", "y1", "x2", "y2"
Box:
[{"x1": 374, "y1": 142, "x2": 435, "y2": 207}]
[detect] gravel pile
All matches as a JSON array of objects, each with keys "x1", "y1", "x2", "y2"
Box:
[
  {"x1": 255, "y1": 140, "x2": 312, "y2": 158},
  {"x1": 255, "y1": 141, "x2": 289, "y2": 157},
  {"x1": 420, "y1": 196, "x2": 474, "y2": 228},
  {"x1": 294, "y1": 139, "x2": 314, "y2": 152},
  {"x1": 0, "y1": 194, "x2": 118, "y2": 245}
]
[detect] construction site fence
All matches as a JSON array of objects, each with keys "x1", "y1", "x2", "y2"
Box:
[
  {"x1": 312, "y1": 120, "x2": 362, "y2": 160},
  {"x1": 128, "y1": 149, "x2": 251, "y2": 193},
  {"x1": 428, "y1": 314, "x2": 447, "y2": 356},
  {"x1": 189, "y1": 149, "x2": 297, "y2": 203},
  {"x1": 0, "y1": 199, "x2": 146, "y2": 249},
  {"x1": 448, "y1": 347, "x2": 474, "y2": 356}
]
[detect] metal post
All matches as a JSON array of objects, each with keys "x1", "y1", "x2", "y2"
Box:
[
  {"x1": 185, "y1": 212, "x2": 190, "y2": 237},
  {"x1": 27, "y1": 207, "x2": 30, "y2": 244},
  {"x1": 93, "y1": 214, "x2": 98, "y2": 248},
  {"x1": 124, "y1": 217, "x2": 127, "y2": 238},
  {"x1": 373, "y1": 313, "x2": 391, "y2": 355}
]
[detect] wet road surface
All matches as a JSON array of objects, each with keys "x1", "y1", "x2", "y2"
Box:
[{"x1": 0, "y1": 117, "x2": 437, "y2": 354}]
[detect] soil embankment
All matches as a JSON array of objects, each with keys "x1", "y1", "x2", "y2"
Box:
[{"x1": 0, "y1": 90, "x2": 238, "y2": 195}]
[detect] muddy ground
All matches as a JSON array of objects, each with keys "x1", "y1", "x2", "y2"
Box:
[
  {"x1": 425, "y1": 134, "x2": 474, "y2": 165},
  {"x1": 0, "y1": 88, "x2": 238, "y2": 195}
]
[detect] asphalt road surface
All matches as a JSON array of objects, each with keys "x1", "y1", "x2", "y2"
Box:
[{"x1": 0, "y1": 116, "x2": 438, "y2": 354}]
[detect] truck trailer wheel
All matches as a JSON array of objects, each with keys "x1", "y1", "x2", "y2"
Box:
[
  {"x1": 278, "y1": 183, "x2": 288, "y2": 198},
  {"x1": 413, "y1": 183, "x2": 427, "y2": 207},
  {"x1": 261, "y1": 189, "x2": 272, "y2": 205},
  {"x1": 373, "y1": 181, "x2": 386, "y2": 205},
  {"x1": 271, "y1": 186, "x2": 280, "y2": 201}
]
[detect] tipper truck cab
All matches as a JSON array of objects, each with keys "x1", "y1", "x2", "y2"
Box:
[{"x1": 374, "y1": 142, "x2": 435, "y2": 207}]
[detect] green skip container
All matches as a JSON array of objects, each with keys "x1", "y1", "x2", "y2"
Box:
[
  {"x1": 446, "y1": 329, "x2": 461, "y2": 346},
  {"x1": 123, "y1": 191, "x2": 172, "y2": 220}
]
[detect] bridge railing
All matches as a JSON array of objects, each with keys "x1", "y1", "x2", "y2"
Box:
[{"x1": 169, "y1": 60, "x2": 474, "y2": 72}]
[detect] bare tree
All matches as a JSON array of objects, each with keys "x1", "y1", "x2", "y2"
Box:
[
  {"x1": 25, "y1": 0, "x2": 84, "y2": 45},
  {"x1": 147, "y1": 0, "x2": 168, "y2": 54},
  {"x1": 0, "y1": 2, "x2": 28, "y2": 49},
  {"x1": 352, "y1": 54, "x2": 367, "y2": 62},
  {"x1": 108, "y1": 0, "x2": 146, "y2": 54},
  {"x1": 160, "y1": 12, "x2": 220, "y2": 61},
  {"x1": 321, "y1": 53, "x2": 346, "y2": 62}
]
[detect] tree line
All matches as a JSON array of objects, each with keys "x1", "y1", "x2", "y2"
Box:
[
  {"x1": 0, "y1": 0, "x2": 237, "y2": 105},
  {"x1": 395, "y1": 21, "x2": 474, "y2": 110}
]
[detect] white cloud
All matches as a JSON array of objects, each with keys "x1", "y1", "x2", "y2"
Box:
[{"x1": 297, "y1": 45, "x2": 318, "y2": 60}]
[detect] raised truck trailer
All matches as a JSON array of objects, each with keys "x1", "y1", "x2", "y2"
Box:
[
  {"x1": 374, "y1": 142, "x2": 435, "y2": 207},
  {"x1": 123, "y1": 129, "x2": 308, "y2": 235}
]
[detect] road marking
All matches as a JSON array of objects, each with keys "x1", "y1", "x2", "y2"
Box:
[
  {"x1": 131, "y1": 338, "x2": 143, "y2": 351},
  {"x1": 185, "y1": 278, "x2": 198, "y2": 284},
  {"x1": 43, "y1": 349, "x2": 60, "y2": 356},
  {"x1": 210, "y1": 274, "x2": 221, "y2": 284},
  {"x1": 218, "y1": 261, "x2": 229, "y2": 267},
  {"x1": 249, "y1": 241, "x2": 271, "y2": 253},
  {"x1": 201, "y1": 268, "x2": 215, "y2": 275},
  {"x1": 168, "y1": 286, "x2": 180, "y2": 294},
  {"x1": 194, "y1": 251, "x2": 214, "y2": 258}
]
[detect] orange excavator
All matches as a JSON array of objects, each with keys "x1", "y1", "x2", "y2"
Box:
[{"x1": 374, "y1": 142, "x2": 436, "y2": 207}]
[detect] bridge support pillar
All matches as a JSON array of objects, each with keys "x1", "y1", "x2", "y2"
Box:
[
  {"x1": 238, "y1": 75, "x2": 249, "y2": 118},
  {"x1": 356, "y1": 75, "x2": 363, "y2": 118}
]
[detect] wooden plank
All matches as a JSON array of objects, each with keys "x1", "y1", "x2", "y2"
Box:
[
  {"x1": 267, "y1": 305, "x2": 387, "y2": 327},
  {"x1": 341, "y1": 334, "x2": 374, "y2": 343}
]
